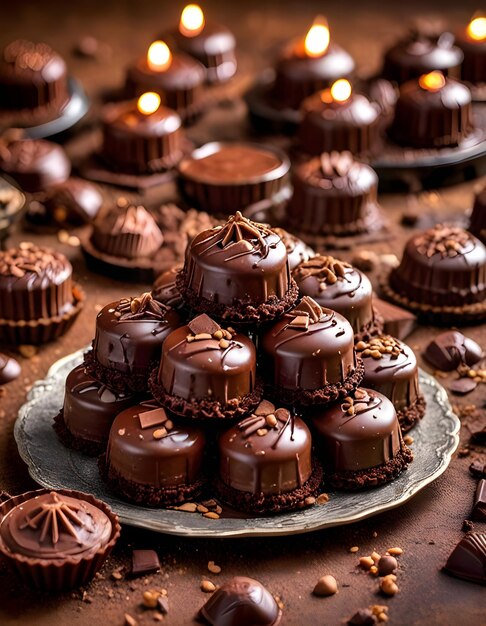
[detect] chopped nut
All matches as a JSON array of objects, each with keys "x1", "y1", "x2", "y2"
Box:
[
  {"x1": 201, "y1": 580, "x2": 216, "y2": 593},
  {"x1": 256, "y1": 428, "x2": 268, "y2": 437},
  {"x1": 125, "y1": 614, "x2": 138, "y2": 626},
  {"x1": 204, "y1": 512, "x2": 220, "y2": 520},
  {"x1": 176, "y1": 502, "x2": 197, "y2": 513},
  {"x1": 142, "y1": 590, "x2": 160, "y2": 608},
  {"x1": 304, "y1": 496, "x2": 316, "y2": 506},
  {"x1": 18, "y1": 345, "x2": 37, "y2": 359},
  {"x1": 266, "y1": 414, "x2": 278, "y2": 428},
  {"x1": 387, "y1": 547, "x2": 403, "y2": 556},
  {"x1": 153, "y1": 427, "x2": 167, "y2": 440},
  {"x1": 359, "y1": 556, "x2": 374, "y2": 570},
  {"x1": 316, "y1": 493, "x2": 330, "y2": 505},
  {"x1": 349, "y1": 546, "x2": 359, "y2": 553},
  {"x1": 213, "y1": 330, "x2": 223, "y2": 340},
  {"x1": 207, "y1": 561, "x2": 221, "y2": 574},
  {"x1": 380, "y1": 577, "x2": 399, "y2": 596},
  {"x1": 370, "y1": 565, "x2": 378, "y2": 575},
  {"x1": 313, "y1": 574, "x2": 338, "y2": 596},
  {"x1": 197, "y1": 504, "x2": 209, "y2": 513},
  {"x1": 403, "y1": 435, "x2": 414, "y2": 445},
  {"x1": 371, "y1": 551, "x2": 381, "y2": 563},
  {"x1": 111, "y1": 570, "x2": 123, "y2": 581},
  {"x1": 219, "y1": 339, "x2": 229, "y2": 349}
]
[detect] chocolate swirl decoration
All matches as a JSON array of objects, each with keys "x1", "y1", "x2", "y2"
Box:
[
  {"x1": 415, "y1": 224, "x2": 475, "y2": 259},
  {"x1": 19, "y1": 492, "x2": 85, "y2": 545},
  {"x1": 293, "y1": 255, "x2": 363, "y2": 299},
  {"x1": 114, "y1": 292, "x2": 170, "y2": 322}
]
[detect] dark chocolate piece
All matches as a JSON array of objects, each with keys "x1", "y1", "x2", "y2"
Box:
[
  {"x1": 374, "y1": 298, "x2": 417, "y2": 340},
  {"x1": 0, "y1": 352, "x2": 20, "y2": 385},
  {"x1": 423, "y1": 331, "x2": 483, "y2": 371},
  {"x1": 157, "y1": 595, "x2": 169, "y2": 615},
  {"x1": 449, "y1": 378, "x2": 477, "y2": 395},
  {"x1": 443, "y1": 532, "x2": 486, "y2": 585},
  {"x1": 347, "y1": 608, "x2": 377, "y2": 626},
  {"x1": 131, "y1": 549, "x2": 160, "y2": 577},
  {"x1": 43, "y1": 178, "x2": 103, "y2": 226},
  {"x1": 471, "y1": 428, "x2": 486, "y2": 446},
  {"x1": 187, "y1": 313, "x2": 220, "y2": 336},
  {"x1": 472, "y1": 480, "x2": 486, "y2": 522},
  {"x1": 470, "y1": 460, "x2": 486, "y2": 478}
]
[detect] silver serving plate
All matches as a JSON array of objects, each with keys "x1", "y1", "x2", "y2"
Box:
[{"x1": 14, "y1": 348, "x2": 460, "y2": 538}]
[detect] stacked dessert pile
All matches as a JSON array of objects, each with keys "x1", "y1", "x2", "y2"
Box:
[{"x1": 55, "y1": 212, "x2": 421, "y2": 514}]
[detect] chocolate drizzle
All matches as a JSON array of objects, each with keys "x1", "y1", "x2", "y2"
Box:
[
  {"x1": 238, "y1": 401, "x2": 294, "y2": 450},
  {"x1": 114, "y1": 292, "x2": 170, "y2": 322},
  {"x1": 293, "y1": 255, "x2": 360, "y2": 297},
  {"x1": 19, "y1": 492, "x2": 84, "y2": 545}
]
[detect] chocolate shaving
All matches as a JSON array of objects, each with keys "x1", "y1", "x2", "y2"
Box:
[
  {"x1": 138, "y1": 407, "x2": 168, "y2": 429},
  {"x1": 254, "y1": 400, "x2": 276, "y2": 416},
  {"x1": 131, "y1": 549, "x2": 160, "y2": 577},
  {"x1": 291, "y1": 296, "x2": 323, "y2": 324}
]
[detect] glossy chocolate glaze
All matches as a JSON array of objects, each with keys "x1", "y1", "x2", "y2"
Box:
[
  {"x1": 311, "y1": 388, "x2": 403, "y2": 471},
  {"x1": 218, "y1": 403, "x2": 312, "y2": 495},
  {"x1": 390, "y1": 225, "x2": 486, "y2": 308},
  {"x1": 92, "y1": 293, "x2": 181, "y2": 375},
  {"x1": 45, "y1": 178, "x2": 103, "y2": 226},
  {"x1": 152, "y1": 265, "x2": 184, "y2": 309},
  {"x1": 272, "y1": 228, "x2": 315, "y2": 271},
  {"x1": 62, "y1": 364, "x2": 136, "y2": 444},
  {"x1": 0, "y1": 243, "x2": 73, "y2": 321},
  {"x1": 159, "y1": 316, "x2": 256, "y2": 405},
  {"x1": 0, "y1": 40, "x2": 69, "y2": 112},
  {"x1": 91, "y1": 201, "x2": 163, "y2": 260},
  {"x1": 355, "y1": 335, "x2": 420, "y2": 413},
  {"x1": 106, "y1": 402, "x2": 206, "y2": 487},
  {"x1": 0, "y1": 352, "x2": 21, "y2": 385},
  {"x1": 0, "y1": 491, "x2": 112, "y2": 559},
  {"x1": 293, "y1": 255, "x2": 375, "y2": 334},
  {"x1": 469, "y1": 185, "x2": 486, "y2": 245},
  {"x1": 286, "y1": 152, "x2": 380, "y2": 237},
  {"x1": 390, "y1": 76, "x2": 473, "y2": 149},
  {"x1": 0, "y1": 139, "x2": 71, "y2": 193},
  {"x1": 443, "y1": 532, "x2": 486, "y2": 585},
  {"x1": 199, "y1": 576, "x2": 282, "y2": 626},
  {"x1": 298, "y1": 92, "x2": 380, "y2": 156},
  {"x1": 180, "y1": 212, "x2": 291, "y2": 307},
  {"x1": 262, "y1": 299, "x2": 357, "y2": 392},
  {"x1": 457, "y1": 29, "x2": 486, "y2": 85}
]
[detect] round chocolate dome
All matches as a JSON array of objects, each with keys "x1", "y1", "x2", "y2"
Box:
[
  {"x1": 152, "y1": 265, "x2": 184, "y2": 310},
  {"x1": 272, "y1": 227, "x2": 315, "y2": 271}
]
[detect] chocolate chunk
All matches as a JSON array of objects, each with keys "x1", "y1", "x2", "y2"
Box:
[
  {"x1": 374, "y1": 297, "x2": 417, "y2": 340},
  {"x1": 462, "y1": 520, "x2": 474, "y2": 532},
  {"x1": 131, "y1": 549, "x2": 160, "y2": 577},
  {"x1": 188, "y1": 314, "x2": 221, "y2": 337},
  {"x1": 347, "y1": 608, "x2": 377, "y2": 625},
  {"x1": 254, "y1": 400, "x2": 276, "y2": 416},
  {"x1": 469, "y1": 460, "x2": 486, "y2": 479},
  {"x1": 443, "y1": 532, "x2": 486, "y2": 585},
  {"x1": 138, "y1": 407, "x2": 168, "y2": 430},
  {"x1": 157, "y1": 596, "x2": 169, "y2": 615},
  {"x1": 470, "y1": 428, "x2": 486, "y2": 446},
  {"x1": 292, "y1": 296, "x2": 322, "y2": 323},
  {"x1": 449, "y1": 378, "x2": 477, "y2": 395},
  {"x1": 377, "y1": 555, "x2": 398, "y2": 576},
  {"x1": 423, "y1": 331, "x2": 483, "y2": 372},
  {"x1": 472, "y1": 480, "x2": 486, "y2": 522}
]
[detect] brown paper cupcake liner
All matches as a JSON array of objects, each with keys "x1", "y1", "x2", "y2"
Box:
[
  {"x1": 0, "y1": 283, "x2": 85, "y2": 345},
  {"x1": 0, "y1": 488, "x2": 121, "y2": 591}
]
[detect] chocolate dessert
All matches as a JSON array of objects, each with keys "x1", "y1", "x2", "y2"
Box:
[
  {"x1": 298, "y1": 87, "x2": 381, "y2": 157},
  {"x1": 457, "y1": 18, "x2": 486, "y2": 86},
  {"x1": 0, "y1": 242, "x2": 84, "y2": 344},
  {"x1": 177, "y1": 212, "x2": 298, "y2": 324},
  {"x1": 285, "y1": 152, "x2": 383, "y2": 241},
  {"x1": 383, "y1": 225, "x2": 486, "y2": 323},
  {"x1": 0, "y1": 182, "x2": 25, "y2": 243},
  {"x1": 84, "y1": 292, "x2": 181, "y2": 393},
  {"x1": 293, "y1": 255, "x2": 383, "y2": 341},
  {"x1": 102, "y1": 99, "x2": 184, "y2": 174},
  {"x1": 198, "y1": 576, "x2": 283, "y2": 625},
  {"x1": 272, "y1": 227, "x2": 315, "y2": 271},
  {"x1": 355, "y1": 335, "x2": 426, "y2": 432},
  {"x1": 149, "y1": 313, "x2": 261, "y2": 420},
  {"x1": 215, "y1": 400, "x2": 322, "y2": 514},
  {"x1": 389, "y1": 73, "x2": 474, "y2": 149},
  {"x1": 178, "y1": 142, "x2": 290, "y2": 216},
  {"x1": 0, "y1": 489, "x2": 120, "y2": 591},
  {"x1": 0, "y1": 352, "x2": 21, "y2": 385},
  {"x1": 443, "y1": 532, "x2": 486, "y2": 585},
  {"x1": 152, "y1": 265, "x2": 184, "y2": 311},
  {"x1": 53, "y1": 364, "x2": 137, "y2": 456},
  {"x1": 42, "y1": 178, "x2": 103, "y2": 226},
  {"x1": 261, "y1": 296, "x2": 363, "y2": 407},
  {"x1": 469, "y1": 184, "x2": 486, "y2": 244},
  {"x1": 0, "y1": 139, "x2": 71, "y2": 193},
  {"x1": 311, "y1": 387, "x2": 413, "y2": 489},
  {"x1": 101, "y1": 401, "x2": 207, "y2": 506},
  {"x1": 0, "y1": 40, "x2": 69, "y2": 114}
]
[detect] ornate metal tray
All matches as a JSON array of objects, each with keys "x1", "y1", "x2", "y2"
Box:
[{"x1": 14, "y1": 348, "x2": 460, "y2": 538}]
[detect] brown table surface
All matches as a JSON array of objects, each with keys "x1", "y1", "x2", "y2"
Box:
[{"x1": 1, "y1": 1, "x2": 486, "y2": 625}]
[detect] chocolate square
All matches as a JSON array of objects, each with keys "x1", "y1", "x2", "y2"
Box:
[
  {"x1": 472, "y1": 479, "x2": 486, "y2": 522},
  {"x1": 131, "y1": 549, "x2": 161, "y2": 577},
  {"x1": 138, "y1": 407, "x2": 168, "y2": 429},
  {"x1": 188, "y1": 314, "x2": 220, "y2": 336}
]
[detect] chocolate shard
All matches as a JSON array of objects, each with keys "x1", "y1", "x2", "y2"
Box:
[
  {"x1": 374, "y1": 297, "x2": 417, "y2": 340},
  {"x1": 138, "y1": 407, "x2": 168, "y2": 430},
  {"x1": 254, "y1": 400, "x2": 276, "y2": 416},
  {"x1": 188, "y1": 314, "x2": 221, "y2": 337},
  {"x1": 157, "y1": 595, "x2": 169, "y2": 615},
  {"x1": 347, "y1": 608, "x2": 377, "y2": 625},
  {"x1": 131, "y1": 549, "x2": 161, "y2": 577},
  {"x1": 470, "y1": 428, "x2": 486, "y2": 446},
  {"x1": 472, "y1": 480, "x2": 486, "y2": 522},
  {"x1": 443, "y1": 532, "x2": 486, "y2": 585},
  {"x1": 469, "y1": 460, "x2": 486, "y2": 479},
  {"x1": 292, "y1": 296, "x2": 322, "y2": 323},
  {"x1": 423, "y1": 331, "x2": 483, "y2": 371},
  {"x1": 449, "y1": 378, "x2": 477, "y2": 395},
  {"x1": 289, "y1": 314, "x2": 310, "y2": 330}
]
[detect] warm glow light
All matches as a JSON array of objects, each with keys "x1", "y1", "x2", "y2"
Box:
[
  {"x1": 419, "y1": 71, "x2": 446, "y2": 91},
  {"x1": 147, "y1": 41, "x2": 172, "y2": 72},
  {"x1": 180, "y1": 4, "x2": 205, "y2": 37},
  {"x1": 137, "y1": 92, "x2": 161, "y2": 115},
  {"x1": 304, "y1": 16, "x2": 330, "y2": 57},
  {"x1": 330, "y1": 79, "x2": 352, "y2": 102},
  {"x1": 467, "y1": 16, "x2": 486, "y2": 41}
]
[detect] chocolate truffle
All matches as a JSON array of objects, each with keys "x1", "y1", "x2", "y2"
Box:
[
  {"x1": 43, "y1": 178, "x2": 103, "y2": 226},
  {"x1": 215, "y1": 400, "x2": 322, "y2": 514},
  {"x1": 469, "y1": 184, "x2": 486, "y2": 245},
  {"x1": 382, "y1": 29, "x2": 463, "y2": 85},
  {"x1": 0, "y1": 489, "x2": 120, "y2": 591},
  {"x1": 261, "y1": 296, "x2": 363, "y2": 407},
  {"x1": 0, "y1": 40, "x2": 69, "y2": 113},
  {"x1": 152, "y1": 265, "x2": 184, "y2": 310},
  {"x1": 0, "y1": 352, "x2": 21, "y2": 385},
  {"x1": 423, "y1": 330, "x2": 482, "y2": 371},
  {"x1": 149, "y1": 313, "x2": 261, "y2": 420},
  {"x1": 177, "y1": 212, "x2": 298, "y2": 324},
  {"x1": 54, "y1": 364, "x2": 137, "y2": 456},
  {"x1": 355, "y1": 335, "x2": 426, "y2": 432},
  {"x1": 84, "y1": 292, "x2": 181, "y2": 393},
  {"x1": 286, "y1": 152, "x2": 383, "y2": 240},
  {"x1": 298, "y1": 84, "x2": 381, "y2": 157},
  {"x1": 101, "y1": 401, "x2": 206, "y2": 506},
  {"x1": 457, "y1": 17, "x2": 486, "y2": 86},
  {"x1": 311, "y1": 387, "x2": 413, "y2": 490},
  {"x1": 272, "y1": 228, "x2": 315, "y2": 271},
  {"x1": 389, "y1": 73, "x2": 473, "y2": 149},
  {"x1": 293, "y1": 255, "x2": 383, "y2": 341},
  {"x1": 102, "y1": 98, "x2": 184, "y2": 174},
  {"x1": 0, "y1": 139, "x2": 71, "y2": 193},
  {"x1": 0, "y1": 242, "x2": 84, "y2": 344},
  {"x1": 383, "y1": 225, "x2": 486, "y2": 323},
  {"x1": 198, "y1": 576, "x2": 282, "y2": 626},
  {"x1": 443, "y1": 532, "x2": 486, "y2": 585},
  {"x1": 178, "y1": 142, "x2": 290, "y2": 216}
]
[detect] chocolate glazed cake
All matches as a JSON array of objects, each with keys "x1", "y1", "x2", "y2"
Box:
[
  {"x1": 101, "y1": 401, "x2": 207, "y2": 506},
  {"x1": 261, "y1": 296, "x2": 364, "y2": 407},
  {"x1": 215, "y1": 400, "x2": 322, "y2": 514},
  {"x1": 469, "y1": 185, "x2": 486, "y2": 245},
  {"x1": 292, "y1": 255, "x2": 383, "y2": 341},
  {"x1": 355, "y1": 335, "x2": 426, "y2": 432},
  {"x1": 149, "y1": 313, "x2": 262, "y2": 420},
  {"x1": 84, "y1": 292, "x2": 181, "y2": 393},
  {"x1": 311, "y1": 388, "x2": 413, "y2": 490},
  {"x1": 382, "y1": 225, "x2": 486, "y2": 323},
  {"x1": 176, "y1": 212, "x2": 298, "y2": 324},
  {"x1": 272, "y1": 227, "x2": 315, "y2": 271},
  {"x1": 152, "y1": 265, "x2": 184, "y2": 311}
]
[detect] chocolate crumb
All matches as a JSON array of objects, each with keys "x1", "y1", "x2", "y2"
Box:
[{"x1": 462, "y1": 520, "x2": 474, "y2": 532}]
